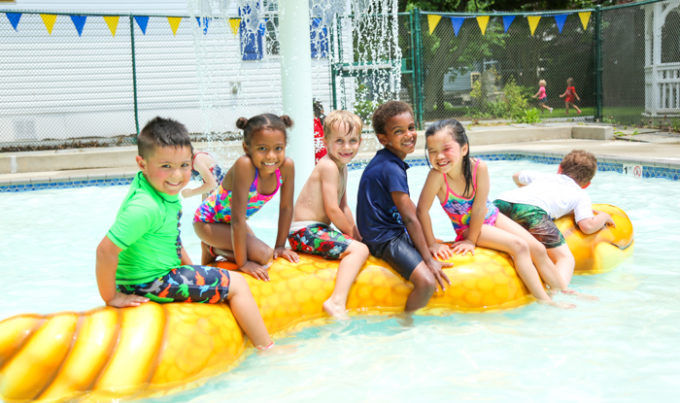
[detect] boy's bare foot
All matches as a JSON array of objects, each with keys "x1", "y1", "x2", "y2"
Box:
[
  {"x1": 323, "y1": 298, "x2": 350, "y2": 320},
  {"x1": 561, "y1": 288, "x2": 599, "y2": 301},
  {"x1": 538, "y1": 299, "x2": 576, "y2": 309},
  {"x1": 394, "y1": 312, "x2": 414, "y2": 327}
]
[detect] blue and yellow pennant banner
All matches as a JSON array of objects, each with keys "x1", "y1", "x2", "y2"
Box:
[
  {"x1": 426, "y1": 11, "x2": 591, "y2": 36},
  {"x1": 2, "y1": 12, "x2": 242, "y2": 36}
]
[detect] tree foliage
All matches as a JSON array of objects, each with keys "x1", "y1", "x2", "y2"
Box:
[{"x1": 399, "y1": 0, "x2": 635, "y2": 12}]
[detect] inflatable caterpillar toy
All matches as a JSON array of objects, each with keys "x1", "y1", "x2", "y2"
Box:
[{"x1": 0, "y1": 204, "x2": 633, "y2": 402}]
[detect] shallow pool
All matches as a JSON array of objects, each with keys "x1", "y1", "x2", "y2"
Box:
[{"x1": 1, "y1": 159, "x2": 679, "y2": 402}]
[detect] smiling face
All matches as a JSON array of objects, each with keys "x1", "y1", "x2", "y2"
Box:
[
  {"x1": 136, "y1": 145, "x2": 192, "y2": 195},
  {"x1": 325, "y1": 121, "x2": 361, "y2": 165},
  {"x1": 426, "y1": 129, "x2": 468, "y2": 175},
  {"x1": 377, "y1": 112, "x2": 417, "y2": 160},
  {"x1": 244, "y1": 128, "x2": 287, "y2": 173}
]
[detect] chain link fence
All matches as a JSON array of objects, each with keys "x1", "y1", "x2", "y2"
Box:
[{"x1": 2, "y1": 1, "x2": 679, "y2": 150}]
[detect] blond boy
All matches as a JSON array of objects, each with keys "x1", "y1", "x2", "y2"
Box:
[{"x1": 288, "y1": 110, "x2": 369, "y2": 319}]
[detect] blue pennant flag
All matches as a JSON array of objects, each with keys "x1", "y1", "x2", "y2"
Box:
[
  {"x1": 134, "y1": 16, "x2": 149, "y2": 34},
  {"x1": 6, "y1": 12, "x2": 21, "y2": 31},
  {"x1": 554, "y1": 14, "x2": 567, "y2": 33},
  {"x1": 502, "y1": 15, "x2": 515, "y2": 33},
  {"x1": 449, "y1": 17, "x2": 464, "y2": 36},
  {"x1": 70, "y1": 15, "x2": 87, "y2": 36},
  {"x1": 195, "y1": 16, "x2": 211, "y2": 35}
]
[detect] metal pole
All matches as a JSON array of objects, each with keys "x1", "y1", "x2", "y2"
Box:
[
  {"x1": 412, "y1": 8, "x2": 424, "y2": 128},
  {"x1": 129, "y1": 15, "x2": 140, "y2": 137},
  {"x1": 279, "y1": 0, "x2": 314, "y2": 197},
  {"x1": 595, "y1": 5, "x2": 603, "y2": 121}
]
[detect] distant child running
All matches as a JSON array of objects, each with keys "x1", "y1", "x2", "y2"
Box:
[
  {"x1": 289, "y1": 110, "x2": 369, "y2": 319},
  {"x1": 416, "y1": 119, "x2": 572, "y2": 308},
  {"x1": 95, "y1": 117, "x2": 273, "y2": 350},
  {"x1": 181, "y1": 150, "x2": 226, "y2": 198},
  {"x1": 356, "y1": 101, "x2": 451, "y2": 314},
  {"x1": 494, "y1": 150, "x2": 614, "y2": 287},
  {"x1": 533, "y1": 79, "x2": 553, "y2": 113},
  {"x1": 193, "y1": 114, "x2": 299, "y2": 281},
  {"x1": 559, "y1": 77, "x2": 582, "y2": 115}
]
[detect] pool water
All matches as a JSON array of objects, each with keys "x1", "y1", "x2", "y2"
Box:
[{"x1": 1, "y1": 159, "x2": 679, "y2": 401}]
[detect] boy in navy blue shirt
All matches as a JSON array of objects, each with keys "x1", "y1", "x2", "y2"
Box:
[{"x1": 356, "y1": 101, "x2": 451, "y2": 313}]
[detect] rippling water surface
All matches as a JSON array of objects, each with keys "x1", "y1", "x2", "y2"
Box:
[{"x1": 1, "y1": 159, "x2": 678, "y2": 402}]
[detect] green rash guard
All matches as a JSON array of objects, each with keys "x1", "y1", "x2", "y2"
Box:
[{"x1": 107, "y1": 172, "x2": 183, "y2": 285}]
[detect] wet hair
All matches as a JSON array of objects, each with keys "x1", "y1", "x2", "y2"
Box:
[
  {"x1": 371, "y1": 100, "x2": 413, "y2": 136},
  {"x1": 559, "y1": 149, "x2": 597, "y2": 186},
  {"x1": 539, "y1": 79, "x2": 547, "y2": 87},
  {"x1": 323, "y1": 110, "x2": 363, "y2": 140},
  {"x1": 425, "y1": 119, "x2": 473, "y2": 197},
  {"x1": 236, "y1": 113, "x2": 294, "y2": 146},
  {"x1": 137, "y1": 117, "x2": 192, "y2": 159},
  {"x1": 567, "y1": 77, "x2": 575, "y2": 86}
]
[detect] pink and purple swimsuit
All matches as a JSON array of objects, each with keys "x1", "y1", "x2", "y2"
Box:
[{"x1": 193, "y1": 168, "x2": 282, "y2": 224}]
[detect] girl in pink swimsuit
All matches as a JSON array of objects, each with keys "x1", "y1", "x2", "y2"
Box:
[
  {"x1": 193, "y1": 114, "x2": 299, "y2": 281},
  {"x1": 416, "y1": 119, "x2": 573, "y2": 309}
]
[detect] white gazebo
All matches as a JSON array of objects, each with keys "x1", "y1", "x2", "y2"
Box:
[{"x1": 645, "y1": 0, "x2": 680, "y2": 116}]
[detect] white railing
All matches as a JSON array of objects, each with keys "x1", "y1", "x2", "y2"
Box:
[{"x1": 646, "y1": 62, "x2": 680, "y2": 115}]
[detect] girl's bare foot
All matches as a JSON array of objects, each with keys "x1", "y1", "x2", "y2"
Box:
[
  {"x1": 323, "y1": 298, "x2": 350, "y2": 320},
  {"x1": 561, "y1": 288, "x2": 599, "y2": 301},
  {"x1": 538, "y1": 299, "x2": 576, "y2": 309}
]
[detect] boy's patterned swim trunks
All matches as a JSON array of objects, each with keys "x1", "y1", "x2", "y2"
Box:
[
  {"x1": 117, "y1": 264, "x2": 231, "y2": 304},
  {"x1": 288, "y1": 222, "x2": 353, "y2": 259},
  {"x1": 493, "y1": 200, "x2": 566, "y2": 248}
]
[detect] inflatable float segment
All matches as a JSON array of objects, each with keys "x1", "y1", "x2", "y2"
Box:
[{"x1": 0, "y1": 204, "x2": 633, "y2": 402}]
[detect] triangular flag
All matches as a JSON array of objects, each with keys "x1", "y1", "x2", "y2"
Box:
[
  {"x1": 449, "y1": 17, "x2": 464, "y2": 36},
  {"x1": 553, "y1": 14, "x2": 567, "y2": 33},
  {"x1": 578, "y1": 11, "x2": 591, "y2": 30},
  {"x1": 134, "y1": 16, "x2": 149, "y2": 35},
  {"x1": 228, "y1": 18, "x2": 240, "y2": 35},
  {"x1": 6, "y1": 12, "x2": 21, "y2": 31},
  {"x1": 476, "y1": 15, "x2": 489, "y2": 35},
  {"x1": 527, "y1": 15, "x2": 541, "y2": 36},
  {"x1": 427, "y1": 14, "x2": 441, "y2": 35},
  {"x1": 70, "y1": 15, "x2": 87, "y2": 36},
  {"x1": 40, "y1": 14, "x2": 57, "y2": 35},
  {"x1": 103, "y1": 16, "x2": 119, "y2": 36},
  {"x1": 502, "y1": 15, "x2": 515, "y2": 33},
  {"x1": 167, "y1": 17, "x2": 182, "y2": 36},
  {"x1": 196, "y1": 16, "x2": 210, "y2": 35}
]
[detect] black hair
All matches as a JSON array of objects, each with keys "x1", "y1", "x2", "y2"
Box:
[
  {"x1": 424, "y1": 119, "x2": 473, "y2": 197},
  {"x1": 137, "y1": 117, "x2": 192, "y2": 158},
  {"x1": 371, "y1": 100, "x2": 413, "y2": 136},
  {"x1": 235, "y1": 113, "x2": 294, "y2": 146}
]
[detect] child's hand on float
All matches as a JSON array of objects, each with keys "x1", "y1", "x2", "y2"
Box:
[
  {"x1": 425, "y1": 258, "x2": 451, "y2": 292},
  {"x1": 601, "y1": 212, "x2": 616, "y2": 228},
  {"x1": 274, "y1": 247, "x2": 299, "y2": 263},
  {"x1": 429, "y1": 242, "x2": 452, "y2": 260},
  {"x1": 240, "y1": 261, "x2": 270, "y2": 281},
  {"x1": 451, "y1": 239, "x2": 475, "y2": 255},
  {"x1": 107, "y1": 292, "x2": 149, "y2": 308}
]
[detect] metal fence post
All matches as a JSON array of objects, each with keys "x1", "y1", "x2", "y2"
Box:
[
  {"x1": 594, "y1": 5, "x2": 603, "y2": 122},
  {"x1": 411, "y1": 8, "x2": 424, "y2": 128},
  {"x1": 130, "y1": 15, "x2": 140, "y2": 137}
]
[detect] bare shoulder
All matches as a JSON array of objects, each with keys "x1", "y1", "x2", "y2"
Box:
[
  {"x1": 279, "y1": 157, "x2": 295, "y2": 177},
  {"x1": 316, "y1": 157, "x2": 342, "y2": 179}
]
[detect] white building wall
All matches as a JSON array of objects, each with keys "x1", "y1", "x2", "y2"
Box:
[{"x1": 0, "y1": 0, "x2": 333, "y2": 142}]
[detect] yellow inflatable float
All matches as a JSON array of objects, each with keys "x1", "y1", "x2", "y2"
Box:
[{"x1": 0, "y1": 204, "x2": 633, "y2": 402}]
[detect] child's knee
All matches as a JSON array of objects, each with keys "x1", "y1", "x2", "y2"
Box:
[
  {"x1": 509, "y1": 237, "x2": 530, "y2": 255},
  {"x1": 252, "y1": 247, "x2": 273, "y2": 265},
  {"x1": 411, "y1": 266, "x2": 436, "y2": 294},
  {"x1": 349, "y1": 241, "x2": 369, "y2": 258}
]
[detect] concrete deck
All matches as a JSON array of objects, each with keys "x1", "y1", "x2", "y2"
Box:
[{"x1": 1, "y1": 123, "x2": 679, "y2": 187}]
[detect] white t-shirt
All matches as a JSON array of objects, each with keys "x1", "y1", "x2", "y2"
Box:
[{"x1": 497, "y1": 171, "x2": 594, "y2": 222}]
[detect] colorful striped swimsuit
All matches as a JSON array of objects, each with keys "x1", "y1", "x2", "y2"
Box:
[
  {"x1": 193, "y1": 168, "x2": 282, "y2": 224},
  {"x1": 440, "y1": 160, "x2": 499, "y2": 241}
]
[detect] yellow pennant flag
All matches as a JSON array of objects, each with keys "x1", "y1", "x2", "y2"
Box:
[
  {"x1": 103, "y1": 16, "x2": 119, "y2": 36},
  {"x1": 40, "y1": 14, "x2": 57, "y2": 35},
  {"x1": 578, "y1": 12, "x2": 591, "y2": 30},
  {"x1": 476, "y1": 15, "x2": 489, "y2": 35},
  {"x1": 168, "y1": 17, "x2": 182, "y2": 36},
  {"x1": 427, "y1": 14, "x2": 441, "y2": 35},
  {"x1": 228, "y1": 18, "x2": 240, "y2": 35},
  {"x1": 527, "y1": 15, "x2": 541, "y2": 36}
]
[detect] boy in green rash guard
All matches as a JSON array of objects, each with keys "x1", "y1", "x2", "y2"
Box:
[{"x1": 95, "y1": 117, "x2": 274, "y2": 351}]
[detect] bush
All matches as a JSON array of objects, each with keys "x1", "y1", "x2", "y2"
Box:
[
  {"x1": 353, "y1": 84, "x2": 382, "y2": 126},
  {"x1": 514, "y1": 108, "x2": 542, "y2": 124},
  {"x1": 466, "y1": 77, "x2": 532, "y2": 121}
]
